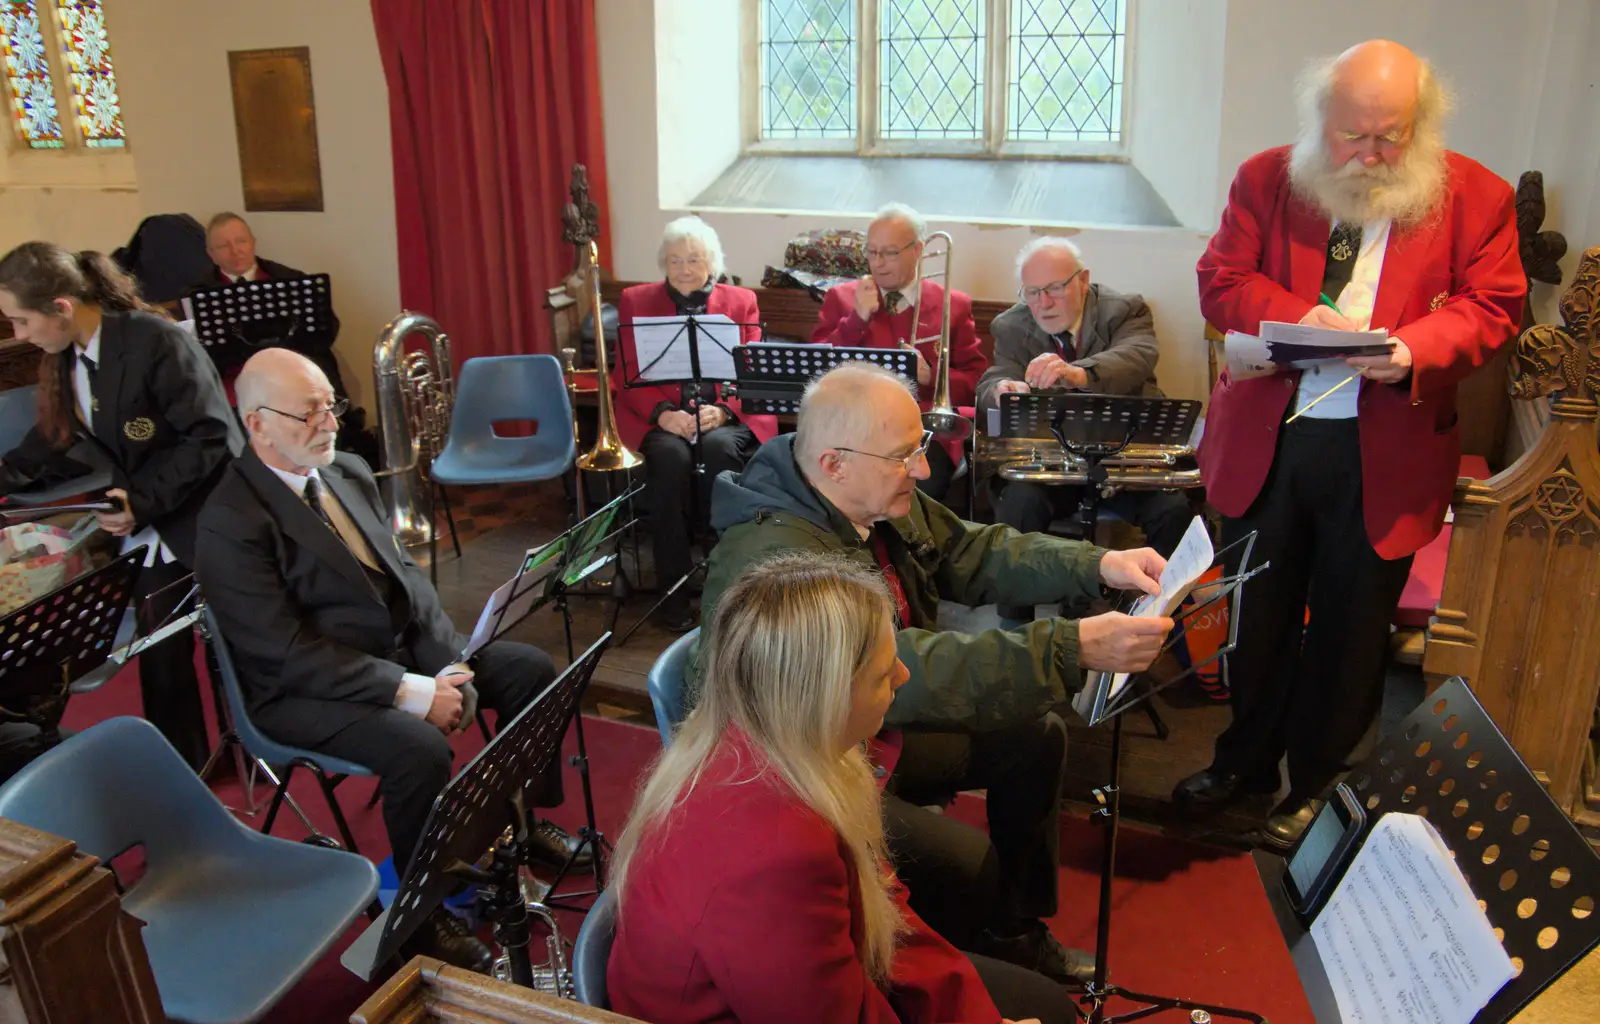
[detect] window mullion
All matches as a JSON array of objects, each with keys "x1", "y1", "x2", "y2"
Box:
[
  {"x1": 858, "y1": 0, "x2": 877, "y2": 154},
  {"x1": 37, "y1": 1, "x2": 75, "y2": 150},
  {"x1": 985, "y1": 0, "x2": 1008, "y2": 155}
]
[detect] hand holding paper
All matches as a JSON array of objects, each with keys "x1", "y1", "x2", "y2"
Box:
[{"x1": 1099, "y1": 547, "x2": 1164, "y2": 595}]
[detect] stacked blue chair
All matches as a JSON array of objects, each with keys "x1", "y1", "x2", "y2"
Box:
[
  {"x1": 0, "y1": 717, "x2": 378, "y2": 1024},
  {"x1": 0, "y1": 384, "x2": 112, "y2": 504}
]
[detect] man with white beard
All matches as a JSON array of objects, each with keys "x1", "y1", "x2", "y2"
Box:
[{"x1": 1174, "y1": 40, "x2": 1524, "y2": 847}]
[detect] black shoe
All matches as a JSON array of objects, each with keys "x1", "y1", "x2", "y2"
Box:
[
  {"x1": 402, "y1": 907, "x2": 492, "y2": 973},
  {"x1": 1171, "y1": 767, "x2": 1280, "y2": 811},
  {"x1": 1262, "y1": 796, "x2": 1321, "y2": 851},
  {"x1": 976, "y1": 923, "x2": 1096, "y2": 988},
  {"x1": 525, "y1": 818, "x2": 594, "y2": 873},
  {"x1": 659, "y1": 601, "x2": 697, "y2": 633}
]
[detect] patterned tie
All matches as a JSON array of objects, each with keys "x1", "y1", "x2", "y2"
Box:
[
  {"x1": 1322, "y1": 222, "x2": 1363, "y2": 302},
  {"x1": 303, "y1": 476, "x2": 383, "y2": 573},
  {"x1": 1054, "y1": 331, "x2": 1076, "y2": 361},
  {"x1": 883, "y1": 290, "x2": 903, "y2": 314}
]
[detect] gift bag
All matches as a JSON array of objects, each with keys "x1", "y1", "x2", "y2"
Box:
[{"x1": 0, "y1": 517, "x2": 98, "y2": 616}]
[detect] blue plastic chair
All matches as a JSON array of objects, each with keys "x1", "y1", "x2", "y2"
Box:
[
  {"x1": 0, "y1": 717, "x2": 379, "y2": 1024},
  {"x1": 0, "y1": 384, "x2": 113, "y2": 505},
  {"x1": 202, "y1": 604, "x2": 375, "y2": 852},
  {"x1": 571, "y1": 886, "x2": 619, "y2": 1008},
  {"x1": 646, "y1": 627, "x2": 699, "y2": 747}
]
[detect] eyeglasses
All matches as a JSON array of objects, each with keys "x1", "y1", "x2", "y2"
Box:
[
  {"x1": 667, "y1": 255, "x2": 707, "y2": 269},
  {"x1": 865, "y1": 242, "x2": 917, "y2": 262},
  {"x1": 1019, "y1": 268, "x2": 1086, "y2": 304},
  {"x1": 1337, "y1": 128, "x2": 1409, "y2": 149},
  {"x1": 258, "y1": 396, "x2": 349, "y2": 425},
  {"x1": 835, "y1": 429, "x2": 934, "y2": 471}
]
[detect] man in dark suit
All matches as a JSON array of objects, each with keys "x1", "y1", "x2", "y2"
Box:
[
  {"x1": 976, "y1": 237, "x2": 1192, "y2": 623},
  {"x1": 194, "y1": 348, "x2": 568, "y2": 972}
]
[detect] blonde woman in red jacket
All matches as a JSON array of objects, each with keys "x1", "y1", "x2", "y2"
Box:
[{"x1": 607, "y1": 551, "x2": 1074, "y2": 1024}]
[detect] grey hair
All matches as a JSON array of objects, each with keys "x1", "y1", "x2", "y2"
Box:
[
  {"x1": 871, "y1": 202, "x2": 926, "y2": 242},
  {"x1": 1014, "y1": 236, "x2": 1085, "y2": 280},
  {"x1": 1294, "y1": 52, "x2": 1454, "y2": 144},
  {"x1": 794, "y1": 362, "x2": 916, "y2": 472},
  {"x1": 657, "y1": 215, "x2": 726, "y2": 281}
]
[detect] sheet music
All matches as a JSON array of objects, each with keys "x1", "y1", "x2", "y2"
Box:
[
  {"x1": 1225, "y1": 324, "x2": 1391, "y2": 381},
  {"x1": 1100, "y1": 515, "x2": 1212, "y2": 701},
  {"x1": 1260, "y1": 320, "x2": 1389, "y2": 348},
  {"x1": 630, "y1": 314, "x2": 739, "y2": 383},
  {"x1": 1311, "y1": 813, "x2": 1514, "y2": 1024},
  {"x1": 460, "y1": 555, "x2": 556, "y2": 661}
]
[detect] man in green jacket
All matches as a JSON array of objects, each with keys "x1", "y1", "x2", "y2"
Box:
[{"x1": 693, "y1": 361, "x2": 1175, "y2": 986}]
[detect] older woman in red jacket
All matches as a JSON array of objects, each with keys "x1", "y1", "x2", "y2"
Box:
[
  {"x1": 607, "y1": 551, "x2": 1074, "y2": 1024},
  {"x1": 613, "y1": 217, "x2": 777, "y2": 632}
]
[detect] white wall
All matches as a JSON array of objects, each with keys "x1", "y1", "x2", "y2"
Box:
[
  {"x1": 1129, "y1": 0, "x2": 1227, "y2": 232},
  {"x1": 599, "y1": 0, "x2": 1600, "y2": 405},
  {"x1": 655, "y1": 0, "x2": 742, "y2": 209},
  {"x1": 110, "y1": 0, "x2": 399, "y2": 412}
]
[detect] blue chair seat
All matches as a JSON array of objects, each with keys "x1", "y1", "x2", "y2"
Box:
[
  {"x1": 0, "y1": 717, "x2": 378, "y2": 1024},
  {"x1": 426, "y1": 354, "x2": 575, "y2": 489},
  {"x1": 571, "y1": 886, "x2": 618, "y2": 1008}
]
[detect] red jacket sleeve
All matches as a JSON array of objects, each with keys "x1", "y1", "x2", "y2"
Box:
[
  {"x1": 886, "y1": 883, "x2": 1003, "y2": 1024},
  {"x1": 943, "y1": 294, "x2": 984, "y2": 407},
  {"x1": 694, "y1": 818, "x2": 999, "y2": 1024},
  {"x1": 1400, "y1": 178, "x2": 1524, "y2": 402},
  {"x1": 1197, "y1": 152, "x2": 1316, "y2": 335},
  {"x1": 615, "y1": 287, "x2": 671, "y2": 427},
  {"x1": 814, "y1": 283, "x2": 869, "y2": 346}
]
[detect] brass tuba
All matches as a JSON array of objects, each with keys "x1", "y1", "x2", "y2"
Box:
[
  {"x1": 373, "y1": 311, "x2": 451, "y2": 545},
  {"x1": 573, "y1": 239, "x2": 643, "y2": 473},
  {"x1": 905, "y1": 231, "x2": 972, "y2": 442}
]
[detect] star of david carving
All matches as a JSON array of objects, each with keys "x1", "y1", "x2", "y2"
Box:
[{"x1": 1534, "y1": 474, "x2": 1585, "y2": 523}]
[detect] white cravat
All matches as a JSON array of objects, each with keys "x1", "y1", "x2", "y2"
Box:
[{"x1": 1293, "y1": 217, "x2": 1392, "y2": 420}]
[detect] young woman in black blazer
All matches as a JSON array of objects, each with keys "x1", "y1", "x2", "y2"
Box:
[{"x1": 0, "y1": 242, "x2": 243, "y2": 770}]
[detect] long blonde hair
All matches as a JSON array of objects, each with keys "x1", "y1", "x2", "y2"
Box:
[{"x1": 610, "y1": 551, "x2": 907, "y2": 982}]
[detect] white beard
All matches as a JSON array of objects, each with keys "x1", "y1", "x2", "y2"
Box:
[{"x1": 1289, "y1": 130, "x2": 1448, "y2": 227}]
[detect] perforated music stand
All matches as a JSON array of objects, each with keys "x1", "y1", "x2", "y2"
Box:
[
  {"x1": 189, "y1": 274, "x2": 335, "y2": 369},
  {"x1": 1254, "y1": 676, "x2": 1600, "y2": 1023},
  {"x1": 732, "y1": 343, "x2": 918, "y2": 414},
  {"x1": 0, "y1": 548, "x2": 144, "y2": 733},
  {"x1": 341, "y1": 634, "x2": 612, "y2": 987}
]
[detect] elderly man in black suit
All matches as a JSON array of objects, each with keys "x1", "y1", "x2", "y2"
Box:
[
  {"x1": 977, "y1": 238, "x2": 1191, "y2": 623},
  {"x1": 194, "y1": 348, "x2": 573, "y2": 972}
]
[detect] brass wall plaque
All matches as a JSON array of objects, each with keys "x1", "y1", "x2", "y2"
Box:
[{"x1": 227, "y1": 46, "x2": 324, "y2": 212}]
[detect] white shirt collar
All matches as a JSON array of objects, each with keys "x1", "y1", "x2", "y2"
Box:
[
  {"x1": 265, "y1": 462, "x2": 320, "y2": 497},
  {"x1": 227, "y1": 264, "x2": 262, "y2": 284},
  {"x1": 77, "y1": 322, "x2": 102, "y2": 363}
]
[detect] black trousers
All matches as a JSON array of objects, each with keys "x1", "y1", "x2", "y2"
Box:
[
  {"x1": 916, "y1": 439, "x2": 958, "y2": 503},
  {"x1": 993, "y1": 481, "x2": 1192, "y2": 620},
  {"x1": 1211, "y1": 418, "x2": 1414, "y2": 800},
  {"x1": 883, "y1": 713, "x2": 1068, "y2": 949},
  {"x1": 639, "y1": 424, "x2": 758, "y2": 609},
  {"x1": 0, "y1": 723, "x2": 71, "y2": 785},
  {"x1": 967, "y1": 952, "x2": 1079, "y2": 1024},
  {"x1": 137, "y1": 557, "x2": 211, "y2": 772},
  {"x1": 309, "y1": 640, "x2": 558, "y2": 873}
]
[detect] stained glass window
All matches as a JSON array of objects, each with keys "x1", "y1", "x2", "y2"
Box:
[
  {"x1": 0, "y1": 0, "x2": 64, "y2": 148},
  {"x1": 54, "y1": 0, "x2": 123, "y2": 147}
]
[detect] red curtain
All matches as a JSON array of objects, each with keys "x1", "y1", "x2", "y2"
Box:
[{"x1": 370, "y1": 0, "x2": 612, "y2": 361}]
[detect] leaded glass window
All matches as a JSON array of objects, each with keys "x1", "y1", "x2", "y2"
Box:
[
  {"x1": 1008, "y1": 0, "x2": 1124, "y2": 143},
  {"x1": 761, "y1": 0, "x2": 855, "y2": 140},
  {"x1": 879, "y1": 0, "x2": 984, "y2": 140},
  {"x1": 0, "y1": 0, "x2": 63, "y2": 148},
  {"x1": 55, "y1": 0, "x2": 123, "y2": 147}
]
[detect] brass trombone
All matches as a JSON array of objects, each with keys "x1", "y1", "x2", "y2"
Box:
[
  {"x1": 904, "y1": 231, "x2": 972, "y2": 442},
  {"x1": 572, "y1": 239, "x2": 642, "y2": 473}
]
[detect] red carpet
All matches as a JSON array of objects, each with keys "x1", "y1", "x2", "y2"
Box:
[{"x1": 60, "y1": 664, "x2": 1312, "y2": 1023}]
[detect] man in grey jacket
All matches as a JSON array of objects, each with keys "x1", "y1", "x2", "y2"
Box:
[{"x1": 977, "y1": 238, "x2": 1193, "y2": 622}]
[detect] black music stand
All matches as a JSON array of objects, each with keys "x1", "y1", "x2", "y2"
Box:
[
  {"x1": 998, "y1": 392, "x2": 1202, "y2": 539},
  {"x1": 189, "y1": 274, "x2": 335, "y2": 370},
  {"x1": 1071, "y1": 531, "x2": 1270, "y2": 1024},
  {"x1": 341, "y1": 634, "x2": 612, "y2": 992},
  {"x1": 733, "y1": 342, "x2": 918, "y2": 414},
  {"x1": 1253, "y1": 676, "x2": 1600, "y2": 1023},
  {"x1": 0, "y1": 548, "x2": 144, "y2": 735},
  {"x1": 616, "y1": 313, "x2": 751, "y2": 639}
]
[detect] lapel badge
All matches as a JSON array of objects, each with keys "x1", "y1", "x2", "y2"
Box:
[
  {"x1": 1430, "y1": 291, "x2": 1448, "y2": 311},
  {"x1": 1330, "y1": 238, "x2": 1354, "y2": 262},
  {"x1": 124, "y1": 416, "x2": 156, "y2": 441}
]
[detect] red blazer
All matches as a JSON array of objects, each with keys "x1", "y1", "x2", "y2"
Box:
[
  {"x1": 1196, "y1": 147, "x2": 1524, "y2": 559},
  {"x1": 607, "y1": 728, "x2": 1002, "y2": 1024},
  {"x1": 614, "y1": 282, "x2": 779, "y2": 451},
  {"x1": 814, "y1": 280, "x2": 986, "y2": 466}
]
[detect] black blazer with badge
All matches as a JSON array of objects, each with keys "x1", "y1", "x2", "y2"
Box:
[
  {"x1": 194, "y1": 449, "x2": 466, "y2": 747},
  {"x1": 0, "y1": 309, "x2": 242, "y2": 565},
  {"x1": 976, "y1": 283, "x2": 1163, "y2": 413}
]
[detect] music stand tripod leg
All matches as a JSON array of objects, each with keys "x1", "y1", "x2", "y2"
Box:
[{"x1": 541, "y1": 589, "x2": 610, "y2": 909}]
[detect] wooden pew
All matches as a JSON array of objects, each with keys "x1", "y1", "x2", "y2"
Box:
[{"x1": 352, "y1": 956, "x2": 646, "y2": 1024}]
